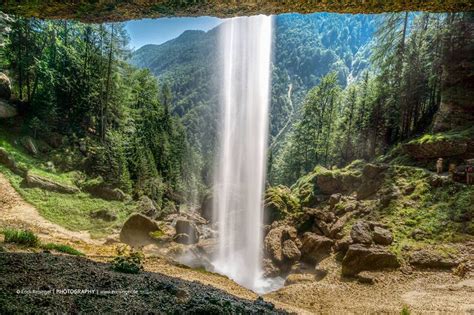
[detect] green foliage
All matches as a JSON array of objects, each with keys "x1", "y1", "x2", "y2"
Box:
[
  {"x1": 41, "y1": 243, "x2": 85, "y2": 256},
  {"x1": 2, "y1": 229, "x2": 39, "y2": 247},
  {"x1": 401, "y1": 305, "x2": 411, "y2": 315},
  {"x1": 112, "y1": 247, "x2": 144, "y2": 274},
  {"x1": 409, "y1": 126, "x2": 474, "y2": 144},
  {"x1": 264, "y1": 185, "x2": 301, "y2": 222}
]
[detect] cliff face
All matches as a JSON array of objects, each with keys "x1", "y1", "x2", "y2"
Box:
[
  {"x1": 1, "y1": 0, "x2": 472, "y2": 23},
  {"x1": 433, "y1": 14, "x2": 474, "y2": 132}
]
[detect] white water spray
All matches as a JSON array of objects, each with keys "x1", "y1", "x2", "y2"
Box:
[{"x1": 212, "y1": 15, "x2": 274, "y2": 293}]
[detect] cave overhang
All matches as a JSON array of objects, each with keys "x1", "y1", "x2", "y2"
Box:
[{"x1": 1, "y1": 0, "x2": 473, "y2": 22}]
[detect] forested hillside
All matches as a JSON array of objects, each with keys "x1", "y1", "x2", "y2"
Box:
[{"x1": 131, "y1": 13, "x2": 378, "y2": 187}]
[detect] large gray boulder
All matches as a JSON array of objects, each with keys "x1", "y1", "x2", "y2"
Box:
[
  {"x1": 0, "y1": 72, "x2": 11, "y2": 100},
  {"x1": 342, "y1": 244, "x2": 400, "y2": 276},
  {"x1": 174, "y1": 219, "x2": 200, "y2": 245},
  {"x1": 119, "y1": 213, "x2": 160, "y2": 248}
]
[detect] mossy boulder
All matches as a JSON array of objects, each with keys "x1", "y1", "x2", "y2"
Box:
[{"x1": 264, "y1": 185, "x2": 300, "y2": 223}]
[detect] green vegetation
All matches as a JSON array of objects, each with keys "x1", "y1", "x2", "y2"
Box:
[
  {"x1": 401, "y1": 305, "x2": 411, "y2": 315},
  {"x1": 41, "y1": 243, "x2": 85, "y2": 256},
  {"x1": 2, "y1": 228, "x2": 39, "y2": 247},
  {"x1": 409, "y1": 126, "x2": 474, "y2": 144},
  {"x1": 111, "y1": 248, "x2": 144, "y2": 274}
]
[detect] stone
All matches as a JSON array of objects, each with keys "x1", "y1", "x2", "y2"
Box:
[
  {"x1": 90, "y1": 209, "x2": 117, "y2": 222},
  {"x1": 314, "y1": 266, "x2": 328, "y2": 281},
  {"x1": 356, "y1": 271, "x2": 377, "y2": 285},
  {"x1": 334, "y1": 236, "x2": 352, "y2": 255},
  {"x1": 372, "y1": 226, "x2": 393, "y2": 246},
  {"x1": 195, "y1": 238, "x2": 217, "y2": 258},
  {"x1": 402, "y1": 140, "x2": 468, "y2": 160},
  {"x1": 0, "y1": 99, "x2": 17, "y2": 118},
  {"x1": 0, "y1": 72, "x2": 11, "y2": 99},
  {"x1": 329, "y1": 212, "x2": 352, "y2": 239},
  {"x1": 85, "y1": 184, "x2": 127, "y2": 201},
  {"x1": 300, "y1": 232, "x2": 334, "y2": 264},
  {"x1": 22, "y1": 137, "x2": 38, "y2": 156},
  {"x1": 264, "y1": 185, "x2": 300, "y2": 223},
  {"x1": 329, "y1": 193, "x2": 342, "y2": 207},
  {"x1": 262, "y1": 258, "x2": 281, "y2": 278},
  {"x1": 362, "y1": 163, "x2": 387, "y2": 179},
  {"x1": 409, "y1": 250, "x2": 459, "y2": 269},
  {"x1": 137, "y1": 196, "x2": 158, "y2": 218},
  {"x1": 281, "y1": 239, "x2": 301, "y2": 262},
  {"x1": 119, "y1": 213, "x2": 160, "y2": 248},
  {"x1": 264, "y1": 225, "x2": 297, "y2": 263},
  {"x1": 356, "y1": 179, "x2": 382, "y2": 200},
  {"x1": 0, "y1": 147, "x2": 23, "y2": 175},
  {"x1": 341, "y1": 244, "x2": 400, "y2": 276},
  {"x1": 174, "y1": 219, "x2": 200, "y2": 245},
  {"x1": 350, "y1": 220, "x2": 372, "y2": 245},
  {"x1": 22, "y1": 173, "x2": 80, "y2": 194}
]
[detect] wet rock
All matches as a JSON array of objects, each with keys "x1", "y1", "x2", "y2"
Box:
[
  {"x1": 300, "y1": 232, "x2": 334, "y2": 264},
  {"x1": 0, "y1": 99, "x2": 17, "y2": 118},
  {"x1": 0, "y1": 72, "x2": 11, "y2": 99},
  {"x1": 409, "y1": 250, "x2": 459, "y2": 269},
  {"x1": 90, "y1": 209, "x2": 117, "y2": 222},
  {"x1": 341, "y1": 244, "x2": 400, "y2": 276},
  {"x1": 350, "y1": 220, "x2": 372, "y2": 245},
  {"x1": 262, "y1": 258, "x2": 281, "y2": 278},
  {"x1": 195, "y1": 238, "x2": 217, "y2": 257},
  {"x1": 372, "y1": 226, "x2": 393, "y2": 246},
  {"x1": 281, "y1": 239, "x2": 301, "y2": 262},
  {"x1": 22, "y1": 173, "x2": 80, "y2": 194},
  {"x1": 174, "y1": 219, "x2": 199, "y2": 245},
  {"x1": 119, "y1": 213, "x2": 160, "y2": 248}
]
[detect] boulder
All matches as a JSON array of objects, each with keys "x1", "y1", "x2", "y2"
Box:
[
  {"x1": 45, "y1": 132, "x2": 64, "y2": 149},
  {"x1": 329, "y1": 212, "x2": 352, "y2": 239},
  {"x1": 174, "y1": 219, "x2": 200, "y2": 244},
  {"x1": 264, "y1": 225, "x2": 297, "y2": 264},
  {"x1": 329, "y1": 193, "x2": 342, "y2": 207},
  {"x1": 262, "y1": 258, "x2": 280, "y2": 278},
  {"x1": 137, "y1": 196, "x2": 158, "y2": 218},
  {"x1": 314, "y1": 266, "x2": 328, "y2": 281},
  {"x1": 195, "y1": 238, "x2": 217, "y2": 257},
  {"x1": 362, "y1": 164, "x2": 387, "y2": 179},
  {"x1": 22, "y1": 173, "x2": 80, "y2": 194},
  {"x1": 0, "y1": 72, "x2": 11, "y2": 99},
  {"x1": 119, "y1": 213, "x2": 160, "y2": 248},
  {"x1": 0, "y1": 147, "x2": 25, "y2": 176},
  {"x1": 90, "y1": 209, "x2": 117, "y2": 222},
  {"x1": 350, "y1": 220, "x2": 372, "y2": 245},
  {"x1": 372, "y1": 226, "x2": 393, "y2": 245},
  {"x1": 281, "y1": 239, "x2": 301, "y2": 262},
  {"x1": 356, "y1": 271, "x2": 377, "y2": 285},
  {"x1": 264, "y1": 185, "x2": 300, "y2": 223},
  {"x1": 316, "y1": 173, "x2": 341, "y2": 195},
  {"x1": 300, "y1": 232, "x2": 334, "y2": 264},
  {"x1": 0, "y1": 99, "x2": 17, "y2": 118},
  {"x1": 409, "y1": 250, "x2": 459, "y2": 269},
  {"x1": 342, "y1": 244, "x2": 400, "y2": 276},
  {"x1": 334, "y1": 236, "x2": 352, "y2": 255},
  {"x1": 356, "y1": 179, "x2": 383, "y2": 200}
]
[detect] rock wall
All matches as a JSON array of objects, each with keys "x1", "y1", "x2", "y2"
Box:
[{"x1": 1, "y1": 0, "x2": 472, "y2": 22}]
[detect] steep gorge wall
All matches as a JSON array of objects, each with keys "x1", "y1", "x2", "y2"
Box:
[{"x1": 1, "y1": 0, "x2": 472, "y2": 22}]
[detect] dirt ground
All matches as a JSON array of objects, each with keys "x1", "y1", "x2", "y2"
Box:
[{"x1": 1, "y1": 172, "x2": 473, "y2": 314}]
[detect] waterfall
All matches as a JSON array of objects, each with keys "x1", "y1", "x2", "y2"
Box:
[{"x1": 212, "y1": 15, "x2": 273, "y2": 292}]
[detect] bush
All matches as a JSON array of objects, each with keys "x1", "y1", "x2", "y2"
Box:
[
  {"x1": 41, "y1": 243, "x2": 85, "y2": 256},
  {"x1": 2, "y1": 229, "x2": 39, "y2": 247},
  {"x1": 111, "y1": 247, "x2": 143, "y2": 274}
]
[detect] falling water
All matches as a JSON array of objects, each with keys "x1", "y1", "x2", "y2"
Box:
[{"x1": 212, "y1": 15, "x2": 274, "y2": 293}]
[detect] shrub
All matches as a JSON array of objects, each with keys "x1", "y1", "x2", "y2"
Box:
[
  {"x1": 111, "y1": 247, "x2": 143, "y2": 274},
  {"x1": 2, "y1": 229, "x2": 39, "y2": 247},
  {"x1": 41, "y1": 243, "x2": 85, "y2": 256}
]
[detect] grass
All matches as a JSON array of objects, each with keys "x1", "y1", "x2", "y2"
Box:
[
  {"x1": 0, "y1": 128, "x2": 136, "y2": 238},
  {"x1": 2, "y1": 228, "x2": 39, "y2": 247},
  {"x1": 41, "y1": 243, "x2": 85, "y2": 256},
  {"x1": 408, "y1": 126, "x2": 474, "y2": 144}
]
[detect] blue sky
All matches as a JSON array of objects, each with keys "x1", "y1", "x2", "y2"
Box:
[{"x1": 125, "y1": 17, "x2": 223, "y2": 50}]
